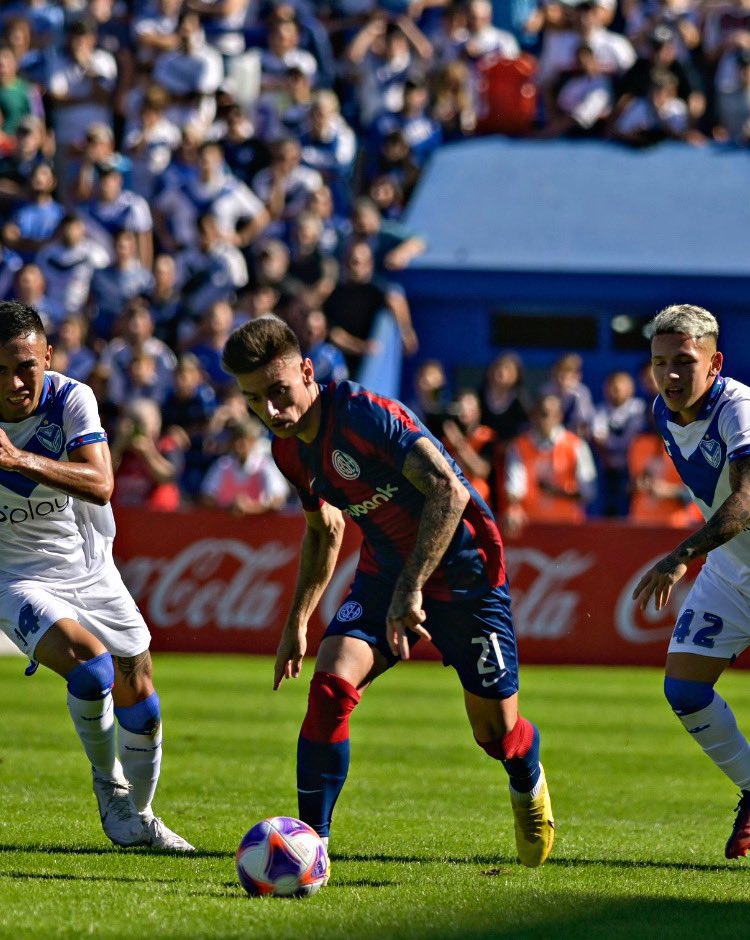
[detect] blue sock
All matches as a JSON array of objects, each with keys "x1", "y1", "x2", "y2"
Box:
[
  {"x1": 502, "y1": 724, "x2": 542, "y2": 793},
  {"x1": 297, "y1": 736, "x2": 350, "y2": 838}
]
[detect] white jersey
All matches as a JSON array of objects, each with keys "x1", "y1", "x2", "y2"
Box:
[
  {"x1": 655, "y1": 376, "x2": 750, "y2": 591},
  {"x1": 0, "y1": 372, "x2": 115, "y2": 588}
]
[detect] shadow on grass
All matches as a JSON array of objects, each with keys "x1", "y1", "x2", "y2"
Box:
[
  {"x1": 432, "y1": 897, "x2": 750, "y2": 940},
  {"x1": 335, "y1": 851, "x2": 737, "y2": 874},
  {"x1": 0, "y1": 842, "x2": 227, "y2": 859}
]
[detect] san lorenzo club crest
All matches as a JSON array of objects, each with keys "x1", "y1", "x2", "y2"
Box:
[
  {"x1": 332, "y1": 449, "x2": 360, "y2": 480},
  {"x1": 336, "y1": 601, "x2": 363, "y2": 622},
  {"x1": 36, "y1": 424, "x2": 63, "y2": 453},
  {"x1": 699, "y1": 437, "x2": 721, "y2": 469}
]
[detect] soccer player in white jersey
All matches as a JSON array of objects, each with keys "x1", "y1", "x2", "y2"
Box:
[
  {"x1": 0, "y1": 301, "x2": 193, "y2": 852},
  {"x1": 633, "y1": 303, "x2": 750, "y2": 859}
]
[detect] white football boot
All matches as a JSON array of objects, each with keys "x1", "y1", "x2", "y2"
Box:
[
  {"x1": 140, "y1": 814, "x2": 195, "y2": 852},
  {"x1": 92, "y1": 765, "x2": 144, "y2": 847}
]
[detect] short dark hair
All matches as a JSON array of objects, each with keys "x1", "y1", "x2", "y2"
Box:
[
  {"x1": 222, "y1": 317, "x2": 301, "y2": 375},
  {"x1": 0, "y1": 300, "x2": 46, "y2": 344}
]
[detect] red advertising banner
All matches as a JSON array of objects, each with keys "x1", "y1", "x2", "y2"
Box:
[{"x1": 114, "y1": 509, "x2": 701, "y2": 667}]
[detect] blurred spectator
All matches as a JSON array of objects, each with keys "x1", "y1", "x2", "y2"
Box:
[
  {"x1": 185, "y1": 299, "x2": 239, "y2": 394},
  {"x1": 408, "y1": 357, "x2": 452, "y2": 436},
  {"x1": 543, "y1": 42, "x2": 613, "y2": 137},
  {"x1": 252, "y1": 136, "x2": 323, "y2": 241},
  {"x1": 3, "y1": 16, "x2": 50, "y2": 86},
  {"x1": 540, "y1": 352, "x2": 595, "y2": 437},
  {"x1": 288, "y1": 211, "x2": 339, "y2": 309},
  {"x1": 370, "y1": 75, "x2": 443, "y2": 170},
  {"x1": 0, "y1": 241, "x2": 23, "y2": 300},
  {"x1": 101, "y1": 298, "x2": 177, "y2": 405},
  {"x1": 2, "y1": 162, "x2": 64, "y2": 262},
  {"x1": 69, "y1": 121, "x2": 132, "y2": 203},
  {"x1": 345, "y1": 13, "x2": 434, "y2": 127},
  {"x1": 152, "y1": 12, "x2": 224, "y2": 130},
  {"x1": 270, "y1": 65, "x2": 314, "y2": 140},
  {"x1": 299, "y1": 89, "x2": 357, "y2": 214},
  {"x1": 36, "y1": 214, "x2": 109, "y2": 317},
  {"x1": 54, "y1": 314, "x2": 97, "y2": 383},
  {"x1": 13, "y1": 262, "x2": 57, "y2": 331},
  {"x1": 460, "y1": 0, "x2": 521, "y2": 65},
  {"x1": 200, "y1": 416, "x2": 290, "y2": 515},
  {"x1": 370, "y1": 128, "x2": 421, "y2": 203},
  {"x1": 80, "y1": 164, "x2": 154, "y2": 268},
  {"x1": 177, "y1": 212, "x2": 249, "y2": 318},
  {"x1": 122, "y1": 85, "x2": 181, "y2": 200},
  {"x1": 187, "y1": 0, "x2": 253, "y2": 59},
  {"x1": 479, "y1": 351, "x2": 530, "y2": 441},
  {"x1": 503, "y1": 391, "x2": 597, "y2": 536},
  {"x1": 148, "y1": 253, "x2": 182, "y2": 348},
  {"x1": 0, "y1": 114, "x2": 49, "y2": 201},
  {"x1": 703, "y1": 0, "x2": 750, "y2": 104},
  {"x1": 628, "y1": 428, "x2": 703, "y2": 528},
  {"x1": 154, "y1": 139, "x2": 269, "y2": 251},
  {"x1": 132, "y1": 0, "x2": 183, "y2": 70},
  {"x1": 304, "y1": 183, "x2": 350, "y2": 257},
  {"x1": 347, "y1": 196, "x2": 425, "y2": 274},
  {"x1": 590, "y1": 369, "x2": 647, "y2": 517},
  {"x1": 89, "y1": 228, "x2": 155, "y2": 341},
  {"x1": 367, "y1": 173, "x2": 405, "y2": 220},
  {"x1": 161, "y1": 352, "x2": 218, "y2": 500},
  {"x1": 430, "y1": 60, "x2": 478, "y2": 140},
  {"x1": 717, "y1": 49, "x2": 750, "y2": 143},
  {"x1": 0, "y1": 44, "x2": 35, "y2": 135},
  {"x1": 324, "y1": 240, "x2": 418, "y2": 375},
  {"x1": 611, "y1": 67, "x2": 692, "y2": 145},
  {"x1": 304, "y1": 308, "x2": 349, "y2": 383},
  {"x1": 441, "y1": 388, "x2": 497, "y2": 504},
  {"x1": 221, "y1": 103, "x2": 270, "y2": 183},
  {"x1": 110, "y1": 397, "x2": 185, "y2": 511},
  {"x1": 611, "y1": 23, "x2": 704, "y2": 129},
  {"x1": 259, "y1": 9, "x2": 319, "y2": 97},
  {"x1": 46, "y1": 15, "x2": 118, "y2": 156}
]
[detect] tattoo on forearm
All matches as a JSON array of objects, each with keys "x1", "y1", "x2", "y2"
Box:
[
  {"x1": 676, "y1": 458, "x2": 750, "y2": 562},
  {"x1": 399, "y1": 442, "x2": 467, "y2": 590}
]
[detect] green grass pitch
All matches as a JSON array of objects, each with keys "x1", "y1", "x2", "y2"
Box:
[{"x1": 2, "y1": 654, "x2": 750, "y2": 939}]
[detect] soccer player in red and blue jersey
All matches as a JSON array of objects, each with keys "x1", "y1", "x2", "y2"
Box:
[{"x1": 223, "y1": 317, "x2": 554, "y2": 867}]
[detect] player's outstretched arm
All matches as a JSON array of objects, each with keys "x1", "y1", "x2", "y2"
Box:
[
  {"x1": 386, "y1": 437, "x2": 470, "y2": 659},
  {"x1": 0, "y1": 432, "x2": 114, "y2": 505},
  {"x1": 274, "y1": 502, "x2": 346, "y2": 690},
  {"x1": 633, "y1": 455, "x2": 750, "y2": 611}
]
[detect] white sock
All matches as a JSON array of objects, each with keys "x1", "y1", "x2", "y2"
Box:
[
  {"x1": 67, "y1": 691, "x2": 117, "y2": 778},
  {"x1": 119, "y1": 723, "x2": 162, "y2": 816},
  {"x1": 677, "y1": 692, "x2": 750, "y2": 790}
]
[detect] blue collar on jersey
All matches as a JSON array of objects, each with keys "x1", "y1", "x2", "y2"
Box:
[
  {"x1": 31, "y1": 374, "x2": 54, "y2": 417},
  {"x1": 664, "y1": 374, "x2": 725, "y2": 423}
]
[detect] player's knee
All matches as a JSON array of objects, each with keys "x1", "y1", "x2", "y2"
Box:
[
  {"x1": 115, "y1": 691, "x2": 161, "y2": 735},
  {"x1": 300, "y1": 671, "x2": 361, "y2": 743},
  {"x1": 476, "y1": 715, "x2": 536, "y2": 761},
  {"x1": 66, "y1": 652, "x2": 114, "y2": 700},
  {"x1": 663, "y1": 676, "x2": 714, "y2": 716}
]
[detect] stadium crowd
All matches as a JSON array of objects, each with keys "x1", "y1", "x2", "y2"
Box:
[{"x1": 0, "y1": 0, "x2": 737, "y2": 522}]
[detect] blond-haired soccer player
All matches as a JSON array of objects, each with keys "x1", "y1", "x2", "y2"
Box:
[{"x1": 634, "y1": 303, "x2": 750, "y2": 858}]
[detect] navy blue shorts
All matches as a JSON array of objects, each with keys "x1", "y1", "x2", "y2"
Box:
[{"x1": 324, "y1": 573, "x2": 519, "y2": 699}]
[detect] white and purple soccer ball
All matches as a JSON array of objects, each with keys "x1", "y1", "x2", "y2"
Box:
[{"x1": 236, "y1": 816, "x2": 330, "y2": 898}]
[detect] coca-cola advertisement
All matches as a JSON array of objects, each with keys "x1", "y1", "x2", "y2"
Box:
[{"x1": 113, "y1": 509, "x2": 706, "y2": 667}]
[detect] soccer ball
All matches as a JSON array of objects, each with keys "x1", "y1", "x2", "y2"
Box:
[{"x1": 236, "y1": 816, "x2": 329, "y2": 897}]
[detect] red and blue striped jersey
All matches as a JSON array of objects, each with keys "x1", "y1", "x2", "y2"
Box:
[{"x1": 272, "y1": 381, "x2": 505, "y2": 600}]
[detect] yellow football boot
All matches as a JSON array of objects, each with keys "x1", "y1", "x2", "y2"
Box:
[{"x1": 510, "y1": 764, "x2": 555, "y2": 867}]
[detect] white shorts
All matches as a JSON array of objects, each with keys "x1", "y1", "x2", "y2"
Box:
[
  {"x1": 0, "y1": 563, "x2": 150, "y2": 660},
  {"x1": 666, "y1": 563, "x2": 750, "y2": 661}
]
